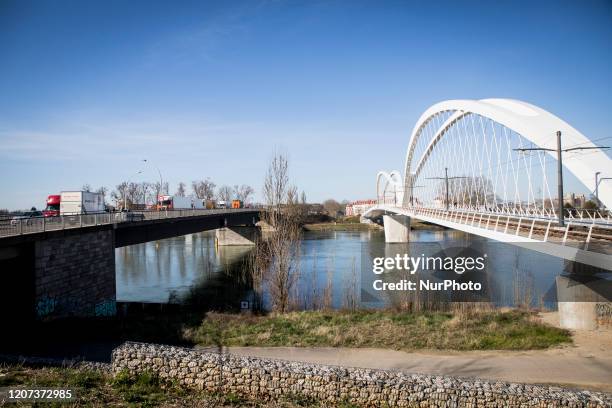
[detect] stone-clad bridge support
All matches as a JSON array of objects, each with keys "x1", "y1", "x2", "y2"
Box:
[
  {"x1": 0, "y1": 225, "x2": 117, "y2": 323},
  {"x1": 0, "y1": 210, "x2": 259, "y2": 321}
]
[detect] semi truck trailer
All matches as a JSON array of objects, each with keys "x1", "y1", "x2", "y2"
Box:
[
  {"x1": 60, "y1": 191, "x2": 105, "y2": 215},
  {"x1": 157, "y1": 195, "x2": 204, "y2": 210}
]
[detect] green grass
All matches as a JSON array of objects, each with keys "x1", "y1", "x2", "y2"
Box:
[{"x1": 185, "y1": 309, "x2": 571, "y2": 351}]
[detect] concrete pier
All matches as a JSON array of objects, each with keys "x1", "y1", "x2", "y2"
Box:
[
  {"x1": 383, "y1": 214, "x2": 410, "y2": 243},
  {"x1": 556, "y1": 275, "x2": 611, "y2": 330},
  {"x1": 215, "y1": 226, "x2": 259, "y2": 246}
]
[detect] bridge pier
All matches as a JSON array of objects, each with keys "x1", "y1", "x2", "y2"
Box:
[
  {"x1": 215, "y1": 226, "x2": 259, "y2": 246},
  {"x1": 383, "y1": 214, "x2": 410, "y2": 243},
  {"x1": 556, "y1": 274, "x2": 610, "y2": 330},
  {"x1": 0, "y1": 227, "x2": 117, "y2": 321}
]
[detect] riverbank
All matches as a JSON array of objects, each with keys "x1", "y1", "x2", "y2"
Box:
[
  {"x1": 302, "y1": 222, "x2": 378, "y2": 231},
  {"x1": 302, "y1": 218, "x2": 444, "y2": 231},
  {"x1": 184, "y1": 309, "x2": 570, "y2": 351}
]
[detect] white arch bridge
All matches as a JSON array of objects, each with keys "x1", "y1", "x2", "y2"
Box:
[{"x1": 364, "y1": 99, "x2": 612, "y2": 271}]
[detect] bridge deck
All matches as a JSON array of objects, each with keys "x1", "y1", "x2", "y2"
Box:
[{"x1": 0, "y1": 209, "x2": 260, "y2": 248}]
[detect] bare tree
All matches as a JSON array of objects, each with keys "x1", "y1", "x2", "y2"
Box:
[
  {"x1": 139, "y1": 182, "x2": 152, "y2": 205},
  {"x1": 112, "y1": 182, "x2": 129, "y2": 210},
  {"x1": 233, "y1": 184, "x2": 254, "y2": 203},
  {"x1": 192, "y1": 179, "x2": 216, "y2": 201},
  {"x1": 217, "y1": 185, "x2": 232, "y2": 202},
  {"x1": 127, "y1": 182, "x2": 140, "y2": 206},
  {"x1": 176, "y1": 182, "x2": 187, "y2": 197},
  {"x1": 301, "y1": 191, "x2": 307, "y2": 205},
  {"x1": 258, "y1": 153, "x2": 302, "y2": 313},
  {"x1": 82, "y1": 184, "x2": 91, "y2": 192},
  {"x1": 153, "y1": 181, "x2": 170, "y2": 201},
  {"x1": 96, "y1": 186, "x2": 108, "y2": 204},
  {"x1": 323, "y1": 199, "x2": 342, "y2": 217}
]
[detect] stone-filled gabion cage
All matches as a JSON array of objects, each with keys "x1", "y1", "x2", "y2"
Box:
[{"x1": 111, "y1": 342, "x2": 611, "y2": 407}]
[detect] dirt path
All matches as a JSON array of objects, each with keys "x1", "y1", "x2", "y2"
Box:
[{"x1": 199, "y1": 313, "x2": 612, "y2": 392}]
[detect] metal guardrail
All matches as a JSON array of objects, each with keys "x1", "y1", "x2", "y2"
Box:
[
  {"x1": 376, "y1": 202, "x2": 612, "y2": 226},
  {"x1": 0, "y1": 208, "x2": 258, "y2": 238},
  {"x1": 403, "y1": 206, "x2": 612, "y2": 252}
]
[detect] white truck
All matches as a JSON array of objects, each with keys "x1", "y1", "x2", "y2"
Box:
[
  {"x1": 157, "y1": 195, "x2": 204, "y2": 210},
  {"x1": 60, "y1": 191, "x2": 105, "y2": 215}
]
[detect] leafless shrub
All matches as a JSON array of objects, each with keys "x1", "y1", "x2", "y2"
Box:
[{"x1": 251, "y1": 152, "x2": 302, "y2": 313}]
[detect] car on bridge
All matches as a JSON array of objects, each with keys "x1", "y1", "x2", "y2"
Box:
[
  {"x1": 116, "y1": 209, "x2": 145, "y2": 222},
  {"x1": 10, "y1": 210, "x2": 43, "y2": 226}
]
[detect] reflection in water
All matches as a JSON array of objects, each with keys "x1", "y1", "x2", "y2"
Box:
[{"x1": 116, "y1": 228, "x2": 611, "y2": 311}]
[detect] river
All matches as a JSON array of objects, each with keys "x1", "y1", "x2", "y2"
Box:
[{"x1": 116, "y1": 227, "x2": 609, "y2": 311}]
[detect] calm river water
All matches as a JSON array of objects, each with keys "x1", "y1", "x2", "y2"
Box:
[{"x1": 116, "y1": 227, "x2": 611, "y2": 311}]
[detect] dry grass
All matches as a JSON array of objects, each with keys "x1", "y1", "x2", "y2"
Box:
[{"x1": 185, "y1": 309, "x2": 571, "y2": 351}]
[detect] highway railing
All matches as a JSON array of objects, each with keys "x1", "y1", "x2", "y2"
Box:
[{"x1": 0, "y1": 208, "x2": 259, "y2": 238}]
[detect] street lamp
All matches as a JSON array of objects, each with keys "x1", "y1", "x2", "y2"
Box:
[
  {"x1": 514, "y1": 131, "x2": 609, "y2": 227},
  {"x1": 142, "y1": 158, "x2": 164, "y2": 200}
]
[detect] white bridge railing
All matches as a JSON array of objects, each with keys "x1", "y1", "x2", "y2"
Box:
[
  {"x1": 0, "y1": 208, "x2": 258, "y2": 238},
  {"x1": 376, "y1": 201, "x2": 612, "y2": 226},
  {"x1": 399, "y1": 205, "x2": 612, "y2": 252}
]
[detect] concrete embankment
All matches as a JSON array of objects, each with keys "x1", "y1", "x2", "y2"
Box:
[{"x1": 112, "y1": 342, "x2": 611, "y2": 407}]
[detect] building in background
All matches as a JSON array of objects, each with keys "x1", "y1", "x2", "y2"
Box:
[
  {"x1": 564, "y1": 193, "x2": 587, "y2": 208},
  {"x1": 345, "y1": 199, "x2": 376, "y2": 216}
]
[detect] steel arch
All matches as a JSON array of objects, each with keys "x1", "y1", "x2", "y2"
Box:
[
  {"x1": 402, "y1": 99, "x2": 612, "y2": 208},
  {"x1": 376, "y1": 170, "x2": 403, "y2": 204}
]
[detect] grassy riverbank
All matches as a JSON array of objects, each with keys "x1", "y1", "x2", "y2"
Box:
[
  {"x1": 185, "y1": 309, "x2": 571, "y2": 351},
  {"x1": 302, "y1": 222, "x2": 377, "y2": 231},
  {"x1": 302, "y1": 217, "x2": 444, "y2": 231},
  {"x1": 0, "y1": 365, "x2": 328, "y2": 407}
]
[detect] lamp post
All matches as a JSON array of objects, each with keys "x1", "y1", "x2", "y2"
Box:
[{"x1": 142, "y1": 159, "x2": 164, "y2": 203}]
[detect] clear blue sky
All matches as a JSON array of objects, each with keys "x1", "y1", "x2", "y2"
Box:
[{"x1": 1, "y1": 0, "x2": 611, "y2": 210}]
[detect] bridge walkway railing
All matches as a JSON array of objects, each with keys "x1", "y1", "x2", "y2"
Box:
[{"x1": 403, "y1": 206, "x2": 612, "y2": 255}]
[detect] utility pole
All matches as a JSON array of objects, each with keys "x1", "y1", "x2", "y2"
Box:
[
  {"x1": 595, "y1": 172, "x2": 601, "y2": 206},
  {"x1": 514, "y1": 131, "x2": 608, "y2": 227},
  {"x1": 426, "y1": 168, "x2": 467, "y2": 211},
  {"x1": 556, "y1": 131, "x2": 564, "y2": 227},
  {"x1": 143, "y1": 159, "x2": 164, "y2": 200},
  {"x1": 445, "y1": 168, "x2": 449, "y2": 212}
]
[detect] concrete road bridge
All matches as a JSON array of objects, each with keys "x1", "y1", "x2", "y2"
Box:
[{"x1": 0, "y1": 209, "x2": 260, "y2": 321}]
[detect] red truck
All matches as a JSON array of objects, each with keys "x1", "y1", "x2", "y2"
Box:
[{"x1": 42, "y1": 195, "x2": 61, "y2": 217}]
